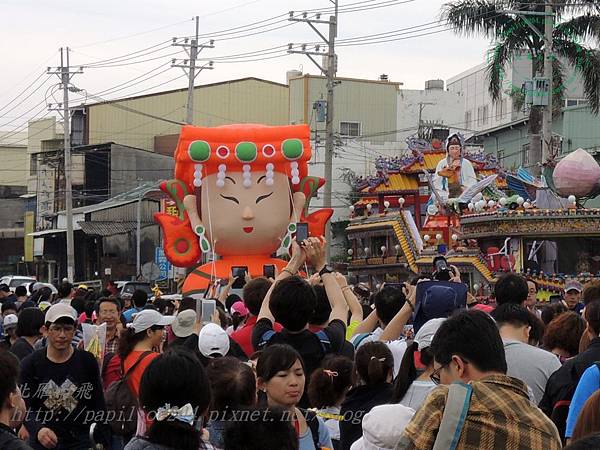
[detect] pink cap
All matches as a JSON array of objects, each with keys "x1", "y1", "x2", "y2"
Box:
[
  {"x1": 230, "y1": 301, "x2": 250, "y2": 316},
  {"x1": 472, "y1": 303, "x2": 494, "y2": 314}
]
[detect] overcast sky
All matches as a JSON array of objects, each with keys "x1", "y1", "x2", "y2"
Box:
[{"x1": 0, "y1": 0, "x2": 491, "y2": 136}]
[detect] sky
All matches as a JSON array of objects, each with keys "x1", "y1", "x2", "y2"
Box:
[{"x1": 0, "y1": 0, "x2": 491, "y2": 139}]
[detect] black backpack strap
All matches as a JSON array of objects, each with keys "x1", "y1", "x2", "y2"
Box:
[
  {"x1": 121, "y1": 351, "x2": 153, "y2": 379},
  {"x1": 304, "y1": 409, "x2": 321, "y2": 449},
  {"x1": 101, "y1": 352, "x2": 115, "y2": 377}
]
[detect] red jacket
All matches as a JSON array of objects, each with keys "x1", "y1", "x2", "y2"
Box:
[{"x1": 231, "y1": 316, "x2": 282, "y2": 358}]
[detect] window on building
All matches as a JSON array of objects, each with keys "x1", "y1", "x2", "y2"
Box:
[
  {"x1": 464, "y1": 111, "x2": 472, "y2": 129},
  {"x1": 501, "y1": 99, "x2": 507, "y2": 118},
  {"x1": 497, "y1": 149, "x2": 505, "y2": 162},
  {"x1": 339, "y1": 121, "x2": 361, "y2": 137},
  {"x1": 495, "y1": 101, "x2": 502, "y2": 119},
  {"x1": 482, "y1": 105, "x2": 489, "y2": 125},
  {"x1": 477, "y1": 106, "x2": 483, "y2": 126},
  {"x1": 30, "y1": 154, "x2": 37, "y2": 176},
  {"x1": 566, "y1": 99, "x2": 578, "y2": 107},
  {"x1": 522, "y1": 143, "x2": 530, "y2": 167},
  {"x1": 513, "y1": 100, "x2": 521, "y2": 112}
]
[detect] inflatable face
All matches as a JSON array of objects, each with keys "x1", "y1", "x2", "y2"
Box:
[
  {"x1": 198, "y1": 170, "x2": 304, "y2": 256},
  {"x1": 155, "y1": 124, "x2": 332, "y2": 270}
]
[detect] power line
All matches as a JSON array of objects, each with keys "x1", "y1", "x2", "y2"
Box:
[
  {"x1": 0, "y1": 72, "x2": 50, "y2": 116},
  {"x1": 77, "y1": 88, "x2": 186, "y2": 126},
  {"x1": 81, "y1": 50, "x2": 183, "y2": 69},
  {"x1": 72, "y1": 20, "x2": 192, "y2": 49},
  {"x1": 73, "y1": 40, "x2": 174, "y2": 67}
]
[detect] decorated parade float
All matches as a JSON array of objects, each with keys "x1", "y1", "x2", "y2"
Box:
[
  {"x1": 346, "y1": 135, "x2": 600, "y2": 301},
  {"x1": 154, "y1": 124, "x2": 332, "y2": 296}
]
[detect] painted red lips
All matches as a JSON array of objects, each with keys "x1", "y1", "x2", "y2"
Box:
[{"x1": 243, "y1": 227, "x2": 254, "y2": 234}]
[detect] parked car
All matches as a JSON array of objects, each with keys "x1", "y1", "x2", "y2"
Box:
[
  {"x1": 0, "y1": 276, "x2": 36, "y2": 292},
  {"x1": 22, "y1": 282, "x2": 58, "y2": 295}
]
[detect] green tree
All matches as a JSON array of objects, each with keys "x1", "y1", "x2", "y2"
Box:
[{"x1": 442, "y1": 1, "x2": 600, "y2": 168}]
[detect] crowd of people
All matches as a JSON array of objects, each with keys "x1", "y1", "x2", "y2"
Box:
[{"x1": 1, "y1": 238, "x2": 600, "y2": 449}]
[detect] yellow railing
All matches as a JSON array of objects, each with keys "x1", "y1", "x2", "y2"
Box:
[{"x1": 392, "y1": 221, "x2": 418, "y2": 273}]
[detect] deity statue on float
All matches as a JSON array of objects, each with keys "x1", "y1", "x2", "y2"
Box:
[{"x1": 432, "y1": 133, "x2": 477, "y2": 206}]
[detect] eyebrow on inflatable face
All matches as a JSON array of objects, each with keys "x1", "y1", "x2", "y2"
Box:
[
  {"x1": 225, "y1": 176, "x2": 236, "y2": 184},
  {"x1": 257, "y1": 175, "x2": 266, "y2": 184}
]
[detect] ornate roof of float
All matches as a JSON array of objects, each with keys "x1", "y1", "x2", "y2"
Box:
[{"x1": 354, "y1": 137, "x2": 502, "y2": 194}]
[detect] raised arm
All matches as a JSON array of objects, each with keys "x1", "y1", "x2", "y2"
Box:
[
  {"x1": 257, "y1": 240, "x2": 306, "y2": 323},
  {"x1": 378, "y1": 284, "x2": 416, "y2": 342},
  {"x1": 304, "y1": 237, "x2": 347, "y2": 324},
  {"x1": 335, "y1": 273, "x2": 363, "y2": 324},
  {"x1": 217, "y1": 276, "x2": 235, "y2": 306}
]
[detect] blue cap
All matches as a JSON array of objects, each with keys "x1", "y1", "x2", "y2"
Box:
[{"x1": 413, "y1": 281, "x2": 468, "y2": 333}]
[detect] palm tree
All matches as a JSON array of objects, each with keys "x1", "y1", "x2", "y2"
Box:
[{"x1": 442, "y1": 1, "x2": 600, "y2": 171}]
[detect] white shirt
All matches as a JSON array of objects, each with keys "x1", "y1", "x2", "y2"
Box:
[
  {"x1": 399, "y1": 380, "x2": 437, "y2": 411},
  {"x1": 351, "y1": 327, "x2": 407, "y2": 377}
]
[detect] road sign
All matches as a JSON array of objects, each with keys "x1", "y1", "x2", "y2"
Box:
[{"x1": 155, "y1": 247, "x2": 171, "y2": 281}]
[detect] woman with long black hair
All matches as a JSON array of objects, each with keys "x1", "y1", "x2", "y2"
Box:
[
  {"x1": 339, "y1": 341, "x2": 394, "y2": 450},
  {"x1": 125, "y1": 349, "x2": 214, "y2": 450},
  {"x1": 391, "y1": 318, "x2": 444, "y2": 409}
]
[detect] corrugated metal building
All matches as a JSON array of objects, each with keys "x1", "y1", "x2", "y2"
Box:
[
  {"x1": 85, "y1": 77, "x2": 290, "y2": 153},
  {"x1": 289, "y1": 74, "x2": 401, "y2": 144}
]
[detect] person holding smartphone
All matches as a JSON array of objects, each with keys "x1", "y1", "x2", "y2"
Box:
[{"x1": 252, "y1": 237, "x2": 348, "y2": 407}]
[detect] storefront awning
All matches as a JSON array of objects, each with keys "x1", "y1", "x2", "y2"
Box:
[
  {"x1": 28, "y1": 229, "x2": 67, "y2": 237},
  {"x1": 77, "y1": 221, "x2": 154, "y2": 237}
]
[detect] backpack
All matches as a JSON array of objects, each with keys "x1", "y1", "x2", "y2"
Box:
[
  {"x1": 104, "y1": 351, "x2": 152, "y2": 437},
  {"x1": 545, "y1": 361, "x2": 600, "y2": 440},
  {"x1": 303, "y1": 409, "x2": 323, "y2": 450}
]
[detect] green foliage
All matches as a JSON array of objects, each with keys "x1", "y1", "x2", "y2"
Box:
[{"x1": 443, "y1": 0, "x2": 600, "y2": 113}]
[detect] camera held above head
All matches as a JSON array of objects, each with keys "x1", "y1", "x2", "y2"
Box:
[{"x1": 432, "y1": 255, "x2": 454, "y2": 282}]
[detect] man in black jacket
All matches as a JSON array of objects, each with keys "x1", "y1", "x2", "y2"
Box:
[
  {"x1": 20, "y1": 304, "x2": 107, "y2": 450},
  {"x1": 0, "y1": 351, "x2": 31, "y2": 449},
  {"x1": 539, "y1": 300, "x2": 600, "y2": 440}
]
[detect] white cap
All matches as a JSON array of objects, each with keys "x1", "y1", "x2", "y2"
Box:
[
  {"x1": 350, "y1": 404, "x2": 415, "y2": 450},
  {"x1": 45, "y1": 303, "x2": 78, "y2": 324},
  {"x1": 198, "y1": 323, "x2": 230, "y2": 358},
  {"x1": 413, "y1": 318, "x2": 446, "y2": 351},
  {"x1": 3, "y1": 314, "x2": 18, "y2": 329},
  {"x1": 172, "y1": 309, "x2": 197, "y2": 338},
  {"x1": 127, "y1": 309, "x2": 175, "y2": 333}
]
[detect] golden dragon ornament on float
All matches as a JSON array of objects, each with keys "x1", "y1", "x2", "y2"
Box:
[{"x1": 155, "y1": 124, "x2": 333, "y2": 295}]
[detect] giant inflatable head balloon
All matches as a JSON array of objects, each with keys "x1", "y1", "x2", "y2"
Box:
[{"x1": 155, "y1": 124, "x2": 333, "y2": 295}]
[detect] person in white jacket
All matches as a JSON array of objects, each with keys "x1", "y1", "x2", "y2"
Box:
[{"x1": 432, "y1": 133, "x2": 477, "y2": 205}]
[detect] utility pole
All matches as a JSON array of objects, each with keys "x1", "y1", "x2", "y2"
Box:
[
  {"x1": 48, "y1": 48, "x2": 82, "y2": 283},
  {"x1": 172, "y1": 16, "x2": 215, "y2": 125},
  {"x1": 506, "y1": 6, "x2": 555, "y2": 175},
  {"x1": 288, "y1": 1, "x2": 338, "y2": 256},
  {"x1": 542, "y1": 1, "x2": 554, "y2": 168}
]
